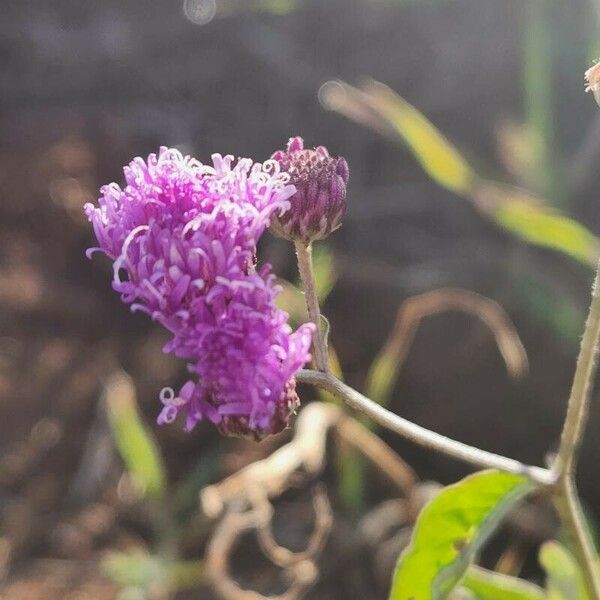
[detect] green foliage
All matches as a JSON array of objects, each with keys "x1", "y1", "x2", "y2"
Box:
[
  {"x1": 366, "y1": 351, "x2": 398, "y2": 408},
  {"x1": 496, "y1": 199, "x2": 599, "y2": 266},
  {"x1": 461, "y1": 566, "x2": 545, "y2": 600},
  {"x1": 103, "y1": 551, "x2": 204, "y2": 596},
  {"x1": 389, "y1": 470, "x2": 535, "y2": 600},
  {"x1": 103, "y1": 552, "x2": 168, "y2": 590},
  {"x1": 172, "y1": 446, "x2": 222, "y2": 523},
  {"x1": 275, "y1": 245, "x2": 337, "y2": 323},
  {"x1": 539, "y1": 541, "x2": 589, "y2": 600},
  {"x1": 276, "y1": 280, "x2": 307, "y2": 321},
  {"x1": 102, "y1": 373, "x2": 213, "y2": 598},
  {"x1": 312, "y1": 245, "x2": 338, "y2": 303},
  {"x1": 523, "y1": 0, "x2": 558, "y2": 202},
  {"x1": 258, "y1": 0, "x2": 297, "y2": 15},
  {"x1": 370, "y1": 83, "x2": 599, "y2": 266},
  {"x1": 105, "y1": 372, "x2": 167, "y2": 499},
  {"x1": 513, "y1": 269, "x2": 584, "y2": 345},
  {"x1": 336, "y1": 443, "x2": 366, "y2": 516},
  {"x1": 329, "y1": 80, "x2": 600, "y2": 267},
  {"x1": 369, "y1": 84, "x2": 476, "y2": 195},
  {"x1": 274, "y1": 245, "x2": 363, "y2": 515}
]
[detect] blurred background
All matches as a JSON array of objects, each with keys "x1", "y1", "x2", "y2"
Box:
[{"x1": 2, "y1": 0, "x2": 600, "y2": 598}]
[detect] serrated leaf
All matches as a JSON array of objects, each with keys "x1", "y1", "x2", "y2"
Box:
[
  {"x1": 462, "y1": 566, "x2": 545, "y2": 600},
  {"x1": 105, "y1": 371, "x2": 167, "y2": 498},
  {"x1": 539, "y1": 541, "x2": 589, "y2": 600},
  {"x1": 389, "y1": 470, "x2": 535, "y2": 600}
]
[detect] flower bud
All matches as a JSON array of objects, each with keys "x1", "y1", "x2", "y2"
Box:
[{"x1": 269, "y1": 137, "x2": 349, "y2": 243}]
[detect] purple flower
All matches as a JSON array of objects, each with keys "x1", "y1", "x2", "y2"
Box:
[
  {"x1": 85, "y1": 147, "x2": 314, "y2": 438},
  {"x1": 159, "y1": 264, "x2": 314, "y2": 437},
  {"x1": 269, "y1": 137, "x2": 349, "y2": 243}
]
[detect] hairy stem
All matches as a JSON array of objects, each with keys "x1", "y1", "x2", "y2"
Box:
[
  {"x1": 294, "y1": 241, "x2": 329, "y2": 372},
  {"x1": 551, "y1": 264, "x2": 600, "y2": 599},
  {"x1": 555, "y1": 267, "x2": 600, "y2": 477},
  {"x1": 553, "y1": 480, "x2": 600, "y2": 599},
  {"x1": 294, "y1": 257, "x2": 600, "y2": 596},
  {"x1": 296, "y1": 369, "x2": 554, "y2": 486}
]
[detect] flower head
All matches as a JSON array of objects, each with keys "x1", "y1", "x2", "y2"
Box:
[
  {"x1": 269, "y1": 137, "x2": 349, "y2": 243},
  {"x1": 159, "y1": 266, "x2": 314, "y2": 438},
  {"x1": 85, "y1": 147, "x2": 314, "y2": 438},
  {"x1": 585, "y1": 61, "x2": 600, "y2": 107}
]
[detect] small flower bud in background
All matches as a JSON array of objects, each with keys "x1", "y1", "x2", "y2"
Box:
[
  {"x1": 269, "y1": 137, "x2": 349, "y2": 243},
  {"x1": 585, "y1": 61, "x2": 600, "y2": 107}
]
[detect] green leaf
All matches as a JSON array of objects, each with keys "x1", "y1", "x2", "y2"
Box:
[
  {"x1": 103, "y1": 552, "x2": 168, "y2": 590},
  {"x1": 513, "y1": 268, "x2": 584, "y2": 345},
  {"x1": 173, "y1": 445, "x2": 222, "y2": 523},
  {"x1": 539, "y1": 541, "x2": 589, "y2": 600},
  {"x1": 495, "y1": 199, "x2": 599, "y2": 266},
  {"x1": 367, "y1": 82, "x2": 477, "y2": 195},
  {"x1": 105, "y1": 372, "x2": 167, "y2": 498},
  {"x1": 462, "y1": 566, "x2": 545, "y2": 600},
  {"x1": 258, "y1": 0, "x2": 297, "y2": 15},
  {"x1": 326, "y1": 80, "x2": 600, "y2": 267},
  {"x1": 103, "y1": 552, "x2": 204, "y2": 592},
  {"x1": 336, "y1": 442, "x2": 367, "y2": 516},
  {"x1": 389, "y1": 470, "x2": 535, "y2": 600},
  {"x1": 169, "y1": 559, "x2": 206, "y2": 589},
  {"x1": 312, "y1": 245, "x2": 337, "y2": 303},
  {"x1": 366, "y1": 352, "x2": 399, "y2": 408},
  {"x1": 522, "y1": 0, "x2": 559, "y2": 202}
]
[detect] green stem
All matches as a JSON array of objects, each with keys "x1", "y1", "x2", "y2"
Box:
[
  {"x1": 552, "y1": 263, "x2": 600, "y2": 599},
  {"x1": 555, "y1": 266, "x2": 600, "y2": 477},
  {"x1": 553, "y1": 480, "x2": 600, "y2": 599},
  {"x1": 294, "y1": 240, "x2": 329, "y2": 372},
  {"x1": 296, "y1": 369, "x2": 553, "y2": 485}
]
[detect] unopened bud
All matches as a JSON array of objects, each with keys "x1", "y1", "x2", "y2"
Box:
[{"x1": 270, "y1": 137, "x2": 349, "y2": 243}]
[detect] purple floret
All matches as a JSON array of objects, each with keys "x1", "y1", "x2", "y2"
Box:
[{"x1": 85, "y1": 147, "x2": 314, "y2": 439}]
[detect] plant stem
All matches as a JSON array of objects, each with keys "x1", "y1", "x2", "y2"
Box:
[
  {"x1": 551, "y1": 264, "x2": 600, "y2": 599},
  {"x1": 296, "y1": 369, "x2": 554, "y2": 486},
  {"x1": 294, "y1": 240, "x2": 329, "y2": 372},
  {"x1": 553, "y1": 479, "x2": 600, "y2": 599},
  {"x1": 292, "y1": 252, "x2": 600, "y2": 596},
  {"x1": 555, "y1": 267, "x2": 600, "y2": 478}
]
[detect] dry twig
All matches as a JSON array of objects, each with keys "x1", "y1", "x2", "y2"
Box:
[
  {"x1": 202, "y1": 402, "x2": 416, "y2": 600},
  {"x1": 201, "y1": 403, "x2": 414, "y2": 518},
  {"x1": 377, "y1": 287, "x2": 528, "y2": 383}
]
